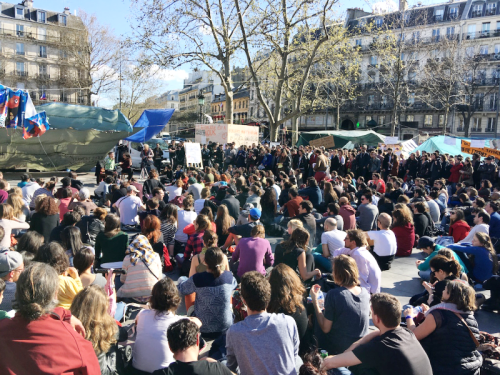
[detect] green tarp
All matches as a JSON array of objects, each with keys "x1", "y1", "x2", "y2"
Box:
[{"x1": 296, "y1": 130, "x2": 386, "y2": 148}]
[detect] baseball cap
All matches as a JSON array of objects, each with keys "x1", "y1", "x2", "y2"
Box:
[
  {"x1": 127, "y1": 185, "x2": 139, "y2": 193},
  {"x1": 249, "y1": 208, "x2": 261, "y2": 220},
  {"x1": 0, "y1": 249, "x2": 23, "y2": 278},
  {"x1": 188, "y1": 177, "x2": 197, "y2": 184},
  {"x1": 416, "y1": 236, "x2": 434, "y2": 249},
  {"x1": 205, "y1": 173, "x2": 214, "y2": 183}
]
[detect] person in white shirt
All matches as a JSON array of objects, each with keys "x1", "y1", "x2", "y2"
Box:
[
  {"x1": 266, "y1": 178, "x2": 281, "y2": 203},
  {"x1": 333, "y1": 229, "x2": 381, "y2": 294},
  {"x1": 22, "y1": 180, "x2": 40, "y2": 207},
  {"x1": 313, "y1": 218, "x2": 346, "y2": 272},
  {"x1": 113, "y1": 185, "x2": 145, "y2": 226},
  {"x1": 458, "y1": 209, "x2": 490, "y2": 244},
  {"x1": 194, "y1": 188, "x2": 210, "y2": 214},
  {"x1": 184, "y1": 177, "x2": 203, "y2": 201},
  {"x1": 365, "y1": 213, "x2": 397, "y2": 271},
  {"x1": 426, "y1": 197, "x2": 440, "y2": 223},
  {"x1": 174, "y1": 195, "x2": 198, "y2": 245},
  {"x1": 165, "y1": 180, "x2": 183, "y2": 202}
]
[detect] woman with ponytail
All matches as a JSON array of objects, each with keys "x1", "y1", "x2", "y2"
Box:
[
  {"x1": 425, "y1": 255, "x2": 463, "y2": 306},
  {"x1": 178, "y1": 247, "x2": 237, "y2": 340}
]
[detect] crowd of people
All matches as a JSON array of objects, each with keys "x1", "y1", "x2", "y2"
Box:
[{"x1": 0, "y1": 139, "x2": 499, "y2": 375}]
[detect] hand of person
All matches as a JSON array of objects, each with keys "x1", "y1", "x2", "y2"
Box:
[
  {"x1": 403, "y1": 306, "x2": 415, "y2": 318},
  {"x1": 314, "y1": 269, "x2": 322, "y2": 279},
  {"x1": 415, "y1": 260, "x2": 423, "y2": 266},
  {"x1": 70, "y1": 315, "x2": 86, "y2": 337},
  {"x1": 67, "y1": 267, "x2": 79, "y2": 279},
  {"x1": 422, "y1": 281, "x2": 434, "y2": 294},
  {"x1": 310, "y1": 284, "x2": 321, "y2": 301},
  {"x1": 421, "y1": 304, "x2": 430, "y2": 313},
  {"x1": 189, "y1": 317, "x2": 203, "y2": 328},
  {"x1": 320, "y1": 355, "x2": 336, "y2": 371}
]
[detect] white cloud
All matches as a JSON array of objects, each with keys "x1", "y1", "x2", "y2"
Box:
[
  {"x1": 151, "y1": 66, "x2": 189, "y2": 82},
  {"x1": 199, "y1": 25, "x2": 212, "y2": 36}
]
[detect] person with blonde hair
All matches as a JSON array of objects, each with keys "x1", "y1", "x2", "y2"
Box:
[
  {"x1": 0, "y1": 203, "x2": 29, "y2": 248},
  {"x1": 70, "y1": 284, "x2": 121, "y2": 374},
  {"x1": 6, "y1": 193, "x2": 29, "y2": 224},
  {"x1": 311, "y1": 255, "x2": 370, "y2": 357}
]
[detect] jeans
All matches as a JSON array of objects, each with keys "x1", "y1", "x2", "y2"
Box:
[
  {"x1": 313, "y1": 253, "x2": 332, "y2": 272},
  {"x1": 418, "y1": 270, "x2": 432, "y2": 282},
  {"x1": 114, "y1": 302, "x2": 127, "y2": 322}
]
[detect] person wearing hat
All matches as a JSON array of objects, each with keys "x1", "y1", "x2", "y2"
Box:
[
  {"x1": 237, "y1": 203, "x2": 254, "y2": 225},
  {"x1": 221, "y1": 208, "x2": 261, "y2": 252},
  {"x1": 221, "y1": 184, "x2": 241, "y2": 222},
  {"x1": 184, "y1": 176, "x2": 203, "y2": 201},
  {"x1": 113, "y1": 185, "x2": 146, "y2": 227},
  {"x1": 415, "y1": 236, "x2": 468, "y2": 281},
  {"x1": 477, "y1": 156, "x2": 496, "y2": 182},
  {"x1": 0, "y1": 247, "x2": 24, "y2": 312}
]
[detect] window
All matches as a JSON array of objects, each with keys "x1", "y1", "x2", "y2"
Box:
[
  {"x1": 16, "y1": 62, "x2": 25, "y2": 76},
  {"x1": 368, "y1": 95, "x2": 375, "y2": 106},
  {"x1": 424, "y1": 115, "x2": 433, "y2": 127},
  {"x1": 15, "y1": 6, "x2": 24, "y2": 19},
  {"x1": 59, "y1": 15, "x2": 67, "y2": 26},
  {"x1": 38, "y1": 28, "x2": 46, "y2": 41},
  {"x1": 170, "y1": 104, "x2": 175, "y2": 109},
  {"x1": 39, "y1": 64, "x2": 47, "y2": 75},
  {"x1": 16, "y1": 24, "x2": 24, "y2": 37},
  {"x1": 435, "y1": 9, "x2": 444, "y2": 21},
  {"x1": 407, "y1": 115, "x2": 414, "y2": 122},
  {"x1": 446, "y1": 26, "x2": 455, "y2": 38},
  {"x1": 382, "y1": 95, "x2": 388, "y2": 106},
  {"x1": 366, "y1": 115, "x2": 372, "y2": 123},
  {"x1": 472, "y1": 3, "x2": 483, "y2": 17},
  {"x1": 439, "y1": 115, "x2": 445, "y2": 126},
  {"x1": 355, "y1": 39, "x2": 362, "y2": 46},
  {"x1": 412, "y1": 31, "x2": 420, "y2": 42},
  {"x1": 472, "y1": 118, "x2": 481, "y2": 131},
  {"x1": 250, "y1": 107, "x2": 254, "y2": 116},
  {"x1": 487, "y1": 118, "x2": 495, "y2": 131},
  {"x1": 482, "y1": 22, "x2": 491, "y2": 36},
  {"x1": 408, "y1": 93, "x2": 415, "y2": 105},
  {"x1": 490, "y1": 93, "x2": 497, "y2": 110},
  {"x1": 37, "y1": 11, "x2": 46, "y2": 23},
  {"x1": 16, "y1": 43, "x2": 24, "y2": 55},
  {"x1": 370, "y1": 55, "x2": 378, "y2": 66},
  {"x1": 39, "y1": 46, "x2": 47, "y2": 58},
  {"x1": 467, "y1": 25, "x2": 476, "y2": 38},
  {"x1": 40, "y1": 85, "x2": 46, "y2": 98},
  {"x1": 466, "y1": 46, "x2": 474, "y2": 57},
  {"x1": 376, "y1": 18, "x2": 383, "y2": 27},
  {"x1": 481, "y1": 45, "x2": 488, "y2": 54},
  {"x1": 403, "y1": 12, "x2": 410, "y2": 23},
  {"x1": 487, "y1": 2, "x2": 497, "y2": 15},
  {"x1": 432, "y1": 28, "x2": 441, "y2": 42},
  {"x1": 408, "y1": 70, "x2": 417, "y2": 82},
  {"x1": 379, "y1": 116, "x2": 386, "y2": 126},
  {"x1": 449, "y1": 7, "x2": 458, "y2": 19}
]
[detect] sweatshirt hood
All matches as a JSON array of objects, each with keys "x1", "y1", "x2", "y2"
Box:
[{"x1": 341, "y1": 205, "x2": 356, "y2": 214}]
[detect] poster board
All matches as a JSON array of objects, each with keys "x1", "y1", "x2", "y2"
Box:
[
  {"x1": 195, "y1": 123, "x2": 228, "y2": 145},
  {"x1": 185, "y1": 142, "x2": 203, "y2": 165},
  {"x1": 270, "y1": 142, "x2": 280, "y2": 148},
  {"x1": 309, "y1": 135, "x2": 335, "y2": 149},
  {"x1": 385, "y1": 136, "x2": 399, "y2": 144},
  {"x1": 379, "y1": 144, "x2": 402, "y2": 155},
  {"x1": 461, "y1": 140, "x2": 500, "y2": 159},
  {"x1": 195, "y1": 124, "x2": 259, "y2": 146},
  {"x1": 226, "y1": 124, "x2": 259, "y2": 146}
]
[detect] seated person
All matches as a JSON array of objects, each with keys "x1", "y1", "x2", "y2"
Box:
[
  {"x1": 312, "y1": 217, "x2": 346, "y2": 272},
  {"x1": 365, "y1": 213, "x2": 397, "y2": 271},
  {"x1": 221, "y1": 208, "x2": 261, "y2": 251}
]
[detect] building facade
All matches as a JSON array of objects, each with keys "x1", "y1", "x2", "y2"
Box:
[{"x1": 0, "y1": 0, "x2": 90, "y2": 105}]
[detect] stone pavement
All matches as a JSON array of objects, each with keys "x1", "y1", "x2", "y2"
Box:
[{"x1": 6, "y1": 171, "x2": 500, "y2": 334}]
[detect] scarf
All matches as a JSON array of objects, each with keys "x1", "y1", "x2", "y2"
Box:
[
  {"x1": 126, "y1": 234, "x2": 156, "y2": 266},
  {"x1": 424, "y1": 302, "x2": 471, "y2": 317}
]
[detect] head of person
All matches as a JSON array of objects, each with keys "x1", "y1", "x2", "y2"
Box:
[
  {"x1": 183, "y1": 195, "x2": 194, "y2": 211},
  {"x1": 249, "y1": 208, "x2": 261, "y2": 222},
  {"x1": 142, "y1": 215, "x2": 162, "y2": 244},
  {"x1": 152, "y1": 187, "x2": 165, "y2": 202},
  {"x1": 73, "y1": 247, "x2": 95, "y2": 275},
  {"x1": 127, "y1": 185, "x2": 140, "y2": 196},
  {"x1": 14, "y1": 262, "x2": 59, "y2": 321},
  {"x1": 160, "y1": 203, "x2": 178, "y2": 224},
  {"x1": 299, "y1": 200, "x2": 313, "y2": 215},
  {"x1": 0, "y1": 247, "x2": 24, "y2": 283},
  {"x1": 251, "y1": 224, "x2": 266, "y2": 239},
  {"x1": 486, "y1": 200, "x2": 499, "y2": 215},
  {"x1": 449, "y1": 208, "x2": 465, "y2": 224},
  {"x1": 37, "y1": 196, "x2": 59, "y2": 216},
  {"x1": 204, "y1": 247, "x2": 225, "y2": 278},
  {"x1": 287, "y1": 219, "x2": 304, "y2": 235},
  {"x1": 61, "y1": 226, "x2": 83, "y2": 257},
  {"x1": 474, "y1": 209, "x2": 490, "y2": 225},
  {"x1": 332, "y1": 254, "x2": 360, "y2": 288},
  {"x1": 167, "y1": 319, "x2": 201, "y2": 358},
  {"x1": 472, "y1": 232, "x2": 499, "y2": 274},
  {"x1": 370, "y1": 293, "x2": 401, "y2": 330},
  {"x1": 412, "y1": 202, "x2": 426, "y2": 215},
  {"x1": 416, "y1": 236, "x2": 436, "y2": 255},
  {"x1": 34, "y1": 242, "x2": 69, "y2": 276},
  {"x1": 344, "y1": 229, "x2": 366, "y2": 249},
  {"x1": 307, "y1": 177, "x2": 318, "y2": 188},
  {"x1": 104, "y1": 213, "x2": 121, "y2": 237},
  {"x1": 391, "y1": 208, "x2": 413, "y2": 228},
  {"x1": 377, "y1": 213, "x2": 392, "y2": 230},
  {"x1": 77, "y1": 188, "x2": 90, "y2": 202},
  {"x1": 360, "y1": 191, "x2": 372, "y2": 205},
  {"x1": 61, "y1": 211, "x2": 82, "y2": 227},
  {"x1": 267, "y1": 263, "x2": 305, "y2": 315},
  {"x1": 442, "y1": 281, "x2": 476, "y2": 312},
  {"x1": 16, "y1": 231, "x2": 44, "y2": 256},
  {"x1": 240, "y1": 271, "x2": 271, "y2": 313},
  {"x1": 286, "y1": 226, "x2": 310, "y2": 252},
  {"x1": 149, "y1": 277, "x2": 182, "y2": 315},
  {"x1": 324, "y1": 217, "x2": 337, "y2": 232},
  {"x1": 327, "y1": 202, "x2": 340, "y2": 216},
  {"x1": 339, "y1": 196, "x2": 349, "y2": 206},
  {"x1": 429, "y1": 255, "x2": 461, "y2": 281},
  {"x1": 203, "y1": 230, "x2": 218, "y2": 248}
]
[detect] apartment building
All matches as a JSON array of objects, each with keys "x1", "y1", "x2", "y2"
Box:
[
  {"x1": 0, "y1": 0, "x2": 90, "y2": 105},
  {"x1": 156, "y1": 89, "x2": 180, "y2": 110},
  {"x1": 210, "y1": 88, "x2": 250, "y2": 124}
]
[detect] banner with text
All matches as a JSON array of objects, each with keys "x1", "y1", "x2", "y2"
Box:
[{"x1": 461, "y1": 140, "x2": 500, "y2": 159}]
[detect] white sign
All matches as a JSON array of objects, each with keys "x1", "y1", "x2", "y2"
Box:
[
  {"x1": 270, "y1": 142, "x2": 280, "y2": 148},
  {"x1": 385, "y1": 136, "x2": 399, "y2": 144},
  {"x1": 444, "y1": 137, "x2": 457, "y2": 146},
  {"x1": 201, "y1": 136, "x2": 207, "y2": 145},
  {"x1": 185, "y1": 142, "x2": 202, "y2": 165},
  {"x1": 471, "y1": 139, "x2": 485, "y2": 148}
]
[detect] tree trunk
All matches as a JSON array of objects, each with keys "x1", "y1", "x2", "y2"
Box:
[
  {"x1": 391, "y1": 106, "x2": 398, "y2": 137},
  {"x1": 442, "y1": 106, "x2": 449, "y2": 136},
  {"x1": 292, "y1": 116, "x2": 299, "y2": 145},
  {"x1": 270, "y1": 122, "x2": 279, "y2": 142},
  {"x1": 464, "y1": 115, "x2": 471, "y2": 138},
  {"x1": 337, "y1": 106, "x2": 340, "y2": 130},
  {"x1": 225, "y1": 91, "x2": 233, "y2": 124}
]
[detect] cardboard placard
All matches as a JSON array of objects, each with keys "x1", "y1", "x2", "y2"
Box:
[
  {"x1": 461, "y1": 140, "x2": 500, "y2": 159},
  {"x1": 385, "y1": 136, "x2": 399, "y2": 144},
  {"x1": 309, "y1": 135, "x2": 336, "y2": 149},
  {"x1": 185, "y1": 142, "x2": 202, "y2": 164}
]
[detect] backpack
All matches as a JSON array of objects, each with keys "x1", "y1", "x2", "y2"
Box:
[{"x1": 170, "y1": 195, "x2": 185, "y2": 208}]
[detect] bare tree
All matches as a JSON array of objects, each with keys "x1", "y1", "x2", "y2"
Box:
[
  {"x1": 235, "y1": 0, "x2": 360, "y2": 141},
  {"x1": 63, "y1": 10, "x2": 120, "y2": 105},
  {"x1": 130, "y1": 0, "x2": 254, "y2": 123}
]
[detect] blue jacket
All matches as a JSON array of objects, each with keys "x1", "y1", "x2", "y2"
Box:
[
  {"x1": 489, "y1": 212, "x2": 500, "y2": 239},
  {"x1": 298, "y1": 186, "x2": 322, "y2": 209},
  {"x1": 448, "y1": 243, "x2": 494, "y2": 283}
]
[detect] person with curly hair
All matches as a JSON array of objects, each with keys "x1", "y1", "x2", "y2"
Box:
[
  {"x1": 132, "y1": 277, "x2": 184, "y2": 373},
  {"x1": 29, "y1": 196, "x2": 60, "y2": 243}
]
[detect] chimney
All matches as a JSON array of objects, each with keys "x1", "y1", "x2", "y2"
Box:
[
  {"x1": 399, "y1": 0, "x2": 408, "y2": 11},
  {"x1": 63, "y1": 7, "x2": 71, "y2": 15},
  {"x1": 23, "y1": 0, "x2": 33, "y2": 9}
]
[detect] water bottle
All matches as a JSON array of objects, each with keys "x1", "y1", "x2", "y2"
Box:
[{"x1": 414, "y1": 306, "x2": 423, "y2": 314}]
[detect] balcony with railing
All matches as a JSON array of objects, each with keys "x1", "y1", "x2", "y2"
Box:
[
  {"x1": 471, "y1": 9, "x2": 484, "y2": 18},
  {"x1": 0, "y1": 27, "x2": 62, "y2": 43},
  {"x1": 16, "y1": 50, "x2": 25, "y2": 56},
  {"x1": 15, "y1": 70, "x2": 28, "y2": 77},
  {"x1": 463, "y1": 30, "x2": 500, "y2": 40},
  {"x1": 457, "y1": 127, "x2": 465, "y2": 132},
  {"x1": 486, "y1": 7, "x2": 497, "y2": 16},
  {"x1": 36, "y1": 73, "x2": 50, "y2": 80}
]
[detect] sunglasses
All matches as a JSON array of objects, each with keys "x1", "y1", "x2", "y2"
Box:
[{"x1": 450, "y1": 212, "x2": 456, "y2": 215}]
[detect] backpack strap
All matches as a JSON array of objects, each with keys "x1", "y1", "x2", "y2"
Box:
[{"x1": 453, "y1": 312, "x2": 480, "y2": 348}]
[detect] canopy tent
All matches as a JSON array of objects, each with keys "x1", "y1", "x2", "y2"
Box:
[
  {"x1": 35, "y1": 103, "x2": 133, "y2": 132},
  {"x1": 413, "y1": 135, "x2": 494, "y2": 158},
  {"x1": 124, "y1": 109, "x2": 175, "y2": 143},
  {"x1": 296, "y1": 130, "x2": 386, "y2": 148},
  {"x1": 343, "y1": 141, "x2": 355, "y2": 150}
]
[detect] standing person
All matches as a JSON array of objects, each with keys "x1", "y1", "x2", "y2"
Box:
[
  {"x1": 224, "y1": 143, "x2": 237, "y2": 171},
  {"x1": 381, "y1": 148, "x2": 394, "y2": 180},
  {"x1": 141, "y1": 144, "x2": 155, "y2": 172},
  {"x1": 321, "y1": 293, "x2": 432, "y2": 375},
  {"x1": 313, "y1": 150, "x2": 328, "y2": 183},
  {"x1": 120, "y1": 153, "x2": 133, "y2": 180},
  {"x1": 355, "y1": 145, "x2": 370, "y2": 179},
  {"x1": 366, "y1": 213, "x2": 397, "y2": 271},
  {"x1": 104, "y1": 151, "x2": 116, "y2": 176},
  {"x1": 226, "y1": 272, "x2": 300, "y2": 375},
  {"x1": 153, "y1": 143, "x2": 164, "y2": 172},
  {"x1": 311, "y1": 255, "x2": 370, "y2": 358},
  {"x1": 333, "y1": 229, "x2": 381, "y2": 294},
  {"x1": 0, "y1": 263, "x2": 101, "y2": 374}
]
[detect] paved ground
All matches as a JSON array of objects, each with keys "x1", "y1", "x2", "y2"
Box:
[{"x1": 7, "y1": 171, "x2": 500, "y2": 334}]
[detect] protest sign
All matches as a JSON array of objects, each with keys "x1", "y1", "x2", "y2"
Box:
[
  {"x1": 461, "y1": 140, "x2": 500, "y2": 159},
  {"x1": 309, "y1": 136, "x2": 336, "y2": 149},
  {"x1": 185, "y1": 142, "x2": 202, "y2": 165}
]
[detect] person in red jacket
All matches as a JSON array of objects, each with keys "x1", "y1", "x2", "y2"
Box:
[
  {"x1": 448, "y1": 158, "x2": 463, "y2": 192},
  {"x1": 0, "y1": 262, "x2": 101, "y2": 375},
  {"x1": 391, "y1": 208, "x2": 415, "y2": 256},
  {"x1": 339, "y1": 196, "x2": 357, "y2": 230},
  {"x1": 449, "y1": 209, "x2": 471, "y2": 243}
]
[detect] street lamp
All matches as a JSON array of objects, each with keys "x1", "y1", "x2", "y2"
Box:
[{"x1": 198, "y1": 92, "x2": 205, "y2": 124}]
